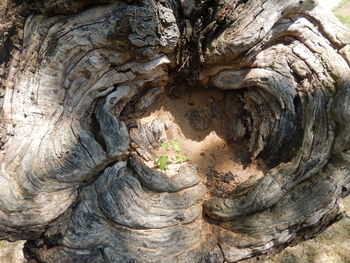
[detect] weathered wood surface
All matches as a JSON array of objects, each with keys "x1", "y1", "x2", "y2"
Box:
[{"x1": 0, "y1": 0, "x2": 349, "y2": 262}]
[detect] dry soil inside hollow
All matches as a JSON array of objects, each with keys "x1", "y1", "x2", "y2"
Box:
[
  {"x1": 138, "y1": 86, "x2": 267, "y2": 197},
  {"x1": 335, "y1": 2, "x2": 350, "y2": 16}
]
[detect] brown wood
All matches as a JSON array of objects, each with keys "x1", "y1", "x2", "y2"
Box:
[{"x1": 0, "y1": 0, "x2": 349, "y2": 262}]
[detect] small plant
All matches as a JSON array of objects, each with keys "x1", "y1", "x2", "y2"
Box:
[
  {"x1": 171, "y1": 140, "x2": 181, "y2": 152},
  {"x1": 156, "y1": 140, "x2": 189, "y2": 170},
  {"x1": 156, "y1": 155, "x2": 170, "y2": 170},
  {"x1": 175, "y1": 153, "x2": 189, "y2": 163},
  {"x1": 160, "y1": 142, "x2": 169, "y2": 151}
]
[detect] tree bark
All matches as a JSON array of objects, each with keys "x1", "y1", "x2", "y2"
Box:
[{"x1": 0, "y1": 0, "x2": 350, "y2": 262}]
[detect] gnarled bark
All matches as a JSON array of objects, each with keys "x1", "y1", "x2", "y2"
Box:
[{"x1": 0, "y1": 0, "x2": 350, "y2": 262}]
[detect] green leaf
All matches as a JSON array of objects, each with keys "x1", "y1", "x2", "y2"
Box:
[
  {"x1": 175, "y1": 153, "x2": 189, "y2": 163},
  {"x1": 156, "y1": 156, "x2": 169, "y2": 170},
  {"x1": 171, "y1": 140, "x2": 181, "y2": 152},
  {"x1": 160, "y1": 142, "x2": 169, "y2": 152}
]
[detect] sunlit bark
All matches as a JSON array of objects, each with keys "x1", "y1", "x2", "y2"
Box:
[{"x1": 0, "y1": 0, "x2": 350, "y2": 262}]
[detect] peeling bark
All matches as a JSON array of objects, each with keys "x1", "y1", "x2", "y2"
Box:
[{"x1": 0, "y1": 0, "x2": 350, "y2": 262}]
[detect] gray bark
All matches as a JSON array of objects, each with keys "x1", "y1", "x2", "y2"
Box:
[{"x1": 0, "y1": 0, "x2": 350, "y2": 262}]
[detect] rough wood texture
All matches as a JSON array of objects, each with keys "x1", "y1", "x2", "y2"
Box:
[{"x1": 0, "y1": 0, "x2": 349, "y2": 262}]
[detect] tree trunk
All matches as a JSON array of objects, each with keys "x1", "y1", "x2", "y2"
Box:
[{"x1": 1, "y1": 0, "x2": 350, "y2": 262}]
